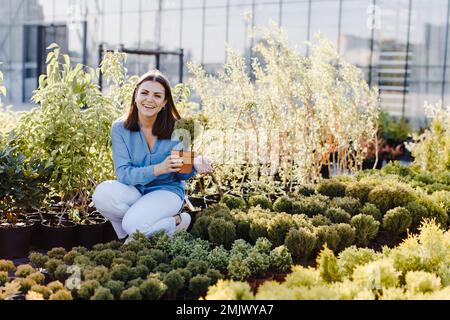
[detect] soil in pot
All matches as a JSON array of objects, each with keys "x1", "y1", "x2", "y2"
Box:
[
  {"x1": 41, "y1": 219, "x2": 77, "y2": 250},
  {"x1": 77, "y1": 217, "x2": 107, "y2": 249},
  {"x1": 0, "y1": 219, "x2": 34, "y2": 259}
]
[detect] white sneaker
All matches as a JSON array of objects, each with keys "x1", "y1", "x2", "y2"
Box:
[{"x1": 175, "y1": 212, "x2": 191, "y2": 232}]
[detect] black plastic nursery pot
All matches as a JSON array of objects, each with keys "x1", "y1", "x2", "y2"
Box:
[
  {"x1": 204, "y1": 193, "x2": 221, "y2": 207},
  {"x1": 103, "y1": 219, "x2": 119, "y2": 243},
  {"x1": 25, "y1": 213, "x2": 45, "y2": 247},
  {"x1": 0, "y1": 220, "x2": 34, "y2": 259},
  {"x1": 41, "y1": 219, "x2": 77, "y2": 250},
  {"x1": 187, "y1": 196, "x2": 207, "y2": 209},
  {"x1": 76, "y1": 217, "x2": 107, "y2": 249}
]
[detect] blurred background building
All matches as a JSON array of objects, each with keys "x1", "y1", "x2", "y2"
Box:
[{"x1": 1, "y1": 0, "x2": 449, "y2": 126}]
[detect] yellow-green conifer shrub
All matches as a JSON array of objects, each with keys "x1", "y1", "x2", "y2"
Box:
[{"x1": 204, "y1": 280, "x2": 254, "y2": 300}]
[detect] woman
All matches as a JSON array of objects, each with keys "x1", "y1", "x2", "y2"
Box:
[{"x1": 92, "y1": 70, "x2": 213, "y2": 241}]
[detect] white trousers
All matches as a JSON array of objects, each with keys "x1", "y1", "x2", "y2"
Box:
[{"x1": 92, "y1": 180, "x2": 184, "y2": 239}]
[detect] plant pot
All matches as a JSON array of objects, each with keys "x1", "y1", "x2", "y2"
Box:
[
  {"x1": 25, "y1": 213, "x2": 45, "y2": 248},
  {"x1": 103, "y1": 219, "x2": 119, "y2": 243},
  {"x1": 0, "y1": 220, "x2": 34, "y2": 259},
  {"x1": 76, "y1": 217, "x2": 107, "y2": 249},
  {"x1": 41, "y1": 220, "x2": 77, "y2": 250},
  {"x1": 204, "y1": 193, "x2": 221, "y2": 207},
  {"x1": 187, "y1": 196, "x2": 207, "y2": 209},
  {"x1": 171, "y1": 150, "x2": 195, "y2": 174}
]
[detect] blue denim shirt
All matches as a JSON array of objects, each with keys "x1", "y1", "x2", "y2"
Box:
[{"x1": 110, "y1": 118, "x2": 196, "y2": 201}]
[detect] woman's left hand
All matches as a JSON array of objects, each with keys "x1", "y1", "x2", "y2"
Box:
[{"x1": 193, "y1": 156, "x2": 214, "y2": 174}]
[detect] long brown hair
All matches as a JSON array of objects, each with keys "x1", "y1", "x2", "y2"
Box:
[{"x1": 124, "y1": 70, "x2": 181, "y2": 139}]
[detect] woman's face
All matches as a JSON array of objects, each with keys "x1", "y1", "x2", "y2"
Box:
[{"x1": 135, "y1": 80, "x2": 167, "y2": 118}]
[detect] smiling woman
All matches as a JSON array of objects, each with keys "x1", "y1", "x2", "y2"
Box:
[{"x1": 92, "y1": 70, "x2": 214, "y2": 242}]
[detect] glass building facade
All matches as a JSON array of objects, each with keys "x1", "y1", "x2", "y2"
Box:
[{"x1": 1, "y1": 0, "x2": 449, "y2": 126}]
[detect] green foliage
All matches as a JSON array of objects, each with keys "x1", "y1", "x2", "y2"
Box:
[
  {"x1": 317, "y1": 246, "x2": 342, "y2": 283},
  {"x1": 110, "y1": 264, "x2": 131, "y2": 282},
  {"x1": 94, "y1": 249, "x2": 116, "y2": 268},
  {"x1": 14, "y1": 264, "x2": 35, "y2": 278},
  {"x1": 221, "y1": 194, "x2": 246, "y2": 210},
  {"x1": 207, "y1": 246, "x2": 230, "y2": 272},
  {"x1": 207, "y1": 218, "x2": 236, "y2": 249},
  {"x1": 227, "y1": 256, "x2": 252, "y2": 281},
  {"x1": 204, "y1": 279, "x2": 254, "y2": 300},
  {"x1": 333, "y1": 223, "x2": 356, "y2": 252},
  {"x1": 269, "y1": 245, "x2": 293, "y2": 273},
  {"x1": 104, "y1": 280, "x2": 125, "y2": 299},
  {"x1": 190, "y1": 215, "x2": 213, "y2": 240},
  {"x1": 163, "y1": 270, "x2": 185, "y2": 299},
  {"x1": 83, "y1": 266, "x2": 111, "y2": 284},
  {"x1": 47, "y1": 247, "x2": 67, "y2": 260},
  {"x1": 205, "y1": 269, "x2": 223, "y2": 286},
  {"x1": 273, "y1": 196, "x2": 294, "y2": 213},
  {"x1": 249, "y1": 219, "x2": 270, "y2": 243},
  {"x1": 254, "y1": 237, "x2": 272, "y2": 254},
  {"x1": 360, "y1": 203, "x2": 383, "y2": 222},
  {"x1": 330, "y1": 197, "x2": 362, "y2": 216},
  {"x1": 352, "y1": 259, "x2": 400, "y2": 293},
  {"x1": 245, "y1": 249, "x2": 270, "y2": 277},
  {"x1": 0, "y1": 271, "x2": 8, "y2": 286},
  {"x1": 325, "y1": 207, "x2": 351, "y2": 224},
  {"x1": 29, "y1": 252, "x2": 49, "y2": 269},
  {"x1": 139, "y1": 278, "x2": 167, "y2": 300},
  {"x1": 189, "y1": 275, "x2": 211, "y2": 298},
  {"x1": 383, "y1": 207, "x2": 412, "y2": 234},
  {"x1": 345, "y1": 182, "x2": 373, "y2": 204},
  {"x1": 368, "y1": 182, "x2": 415, "y2": 213},
  {"x1": 350, "y1": 214, "x2": 379, "y2": 246},
  {"x1": 315, "y1": 225, "x2": 340, "y2": 252},
  {"x1": 310, "y1": 214, "x2": 332, "y2": 227},
  {"x1": 284, "y1": 228, "x2": 317, "y2": 261},
  {"x1": 186, "y1": 260, "x2": 209, "y2": 276},
  {"x1": 337, "y1": 246, "x2": 377, "y2": 277},
  {"x1": 405, "y1": 271, "x2": 441, "y2": 294},
  {"x1": 47, "y1": 280, "x2": 64, "y2": 293},
  {"x1": 77, "y1": 280, "x2": 100, "y2": 300},
  {"x1": 120, "y1": 287, "x2": 142, "y2": 300},
  {"x1": 317, "y1": 180, "x2": 346, "y2": 198},
  {"x1": 49, "y1": 289, "x2": 73, "y2": 300},
  {"x1": 379, "y1": 111, "x2": 412, "y2": 146},
  {"x1": 30, "y1": 285, "x2": 52, "y2": 300},
  {"x1": 91, "y1": 287, "x2": 114, "y2": 300},
  {"x1": 267, "y1": 214, "x2": 297, "y2": 246},
  {"x1": 44, "y1": 259, "x2": 64, "y2": 278},
  {"x1": 248, "y1": 195, "x2": 273, "y2": 210}
]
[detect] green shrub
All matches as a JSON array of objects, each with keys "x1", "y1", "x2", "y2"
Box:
[
  {"x1": 254, "y1": 237, "x2": 272, "y2": 254},
  {"x1": 245, "y1": 249, "x2": 270, "y2": 277},
  {"x1": 337, "y1": 246, "x2": 377, "y2": 278},
  {"x1": 230, "y1": 239, "x2": 252, "y2": 257},
  {"x1": 91, "y1": 287, "x2": 114, "y2": 300},
  {"x1": 104, "y1": 280, "x2": 125, "y2": 299},
  {"x1": 292, "y1": 197, "x2": 328, "y2": 217},
  {"x1": 29, "y1": 252, "x2": 49, "y2": 269},
  {"x1": 121, "y1": 251, "x2": 138, "y2": 266},
  {"x1": 317, "y1": 180, "x2": 346, "y2": 198},
  {"x1": 221, "y1": 194, "x2": 246, "y2": 210},
  {"x1": 0, "y1": 271, "x2": 8, "y2": 286},
  {"x1": 130, "y1": 265, "x2": 150, "y2": 280},
  {"x1": 295, "y1": 185, "x2": 316, "y2": 197},
  {"x1": 30, "y1": 285, "x2": 52, "y2": 300},
  {"x1": 0, "y1": 259, "x2": 15, "y2": 272},
  {"x1": 120, "y1": 287, "x2": 142, "y2": 300},
  {"x1": 207, "y1": 246, "x2": 230, "y2": 272},
  {"x1": 163, "y1": 270, "x2": 185, "y2": 299},
  {"x1": 273, "y1": 196, "x2": 294, "y2": 213},
  {"x1": 345, "y1": 182, "x2": 373, "y2": 203},
  {"x1": 137, "y1": 255, "x2": 157, "y2": 271},
  {"x1": 186, "y1": 260, "x2": 209, "y2": 276},
  {"x1": 171, "y1": 256, "x2": 189, "y2": 269},
  {"x1": 267, "y1": 214, "x2": 297, "y2": 246},
  {"x1": 14, "y1": 264, "x2": 35, "y2": 278},
  {"x1": 110, "y1": 264, "x2": 131, "y2": 282},
  {"x1": 47, "y1": 247, "x2": 67, "y2": 260},
  {"x1": 415, "y1": 195, "x2": 448, "y2": 227},
  {"x1": 189, "y1": 242, "x2": 210, "y2": 262},
  {"x1": 326, "y1": 208, "x2": 351, "y2": 224},
  {"x1": 405, "y1": 271, "x2": 441, "y2": 294},
  {"x1": 139, "y1": 278, "x2": 167, "y2": 300},
  {"x1": 248, "y1": 195, "x2": 273, "y2": 210},
  {"x1": 330, "y1": 197, "x2": 362, "y2": 216},
  {"x1": 368, "y1": 183, "x2": 415, "y2": 213},
  {"x1": 360, "y1": 203, "x2": 383, "y2": 222},
  {"x1": 269, "y1": 246, "x2": 293, "y2": 273},
  {"x1": 44, "y1": 259, "x2": 64, "y2": 278},
  {"x1": 73, "y1": 255, "x2": 93, "y2": 267},
  {"x1": 333, "y1": 223, "x2": 356, "y2": 252},
  {"x1": 12, "y1": 277, "x2": 36, "y2": 293},
  {"x1": 284, "y1": 228, "x2": 317, "y2": 261},
  {"x1": 205, "y1": 269, "x2": 223, "y2": 286},
  {"x1": 54, "y1": 264, "x2": 69, "y2": 283},
  {"x1": 208, "y1": 218, "x2": 236, "y2": 249},
  {"x1": 148, "y1": 249, "x2": 169, "y2": 265},
  {"x1": 47, "y1": 280, "x2": 64, "y2": 293},
  {"x1": 315, "y1": 225, "x2": 340, "y2": 252},
  {"x1": 350, "y1": 214, "x2": 379, "y2": 246},
  {"x1": 311, "y1": 214, "x2": 332, "y2": 227},
  {"x1": 94, "y1": 249, "x2": 116, "y2": 268},
  {"x1": 49, "y1": 289, "x2": 73, "y2": 300},
  {"x1": 189, "y1": 275, "x2": 211, "y2": 298},
  {"x1": 317, "y1": 246, "x2": 342, "y2": 283},
  {"x1": 191, "y1": 215, "x2": 213, "y2": 240},
  {"x1": 176, "y1": 268, "x2": 193, "y2": 288},
  {"x1": 63, "y1": 250, "x2": 80, "y2": 265},
  {"x1": 249, "y1": 219, "x2": 269, "y2": 243},
  {"x1": 383, "y1": 207, "x2": 412, "y2": 234},
  {"x1": 404, "y1": 202, "x2": 429, "y2": 229},
  {"x1": 234, "y1": 219, "x2": 251, "y2": 241},
  {"x1": 155, "y1": 263, "x2": 171, "y2": 274},
  {"x1": 77, "y1": 280, "x2": 100, "y2": 300},
  {"x1": 227, "y1": 256, "x2": 251, "y2": 281}
]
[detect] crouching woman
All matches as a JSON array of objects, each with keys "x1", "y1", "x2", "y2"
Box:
[{"x1": 92, "y1": 70, "x2": 213, "y2": 241}]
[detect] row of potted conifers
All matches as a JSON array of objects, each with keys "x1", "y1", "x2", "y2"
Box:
[{"x1": 0, "y1": 211, "x2": 118, "y2": 259}]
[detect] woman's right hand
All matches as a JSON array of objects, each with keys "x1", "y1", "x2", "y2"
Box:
[{"x1": 154, "y1": 155, "x2": 184, "y2": 176}]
